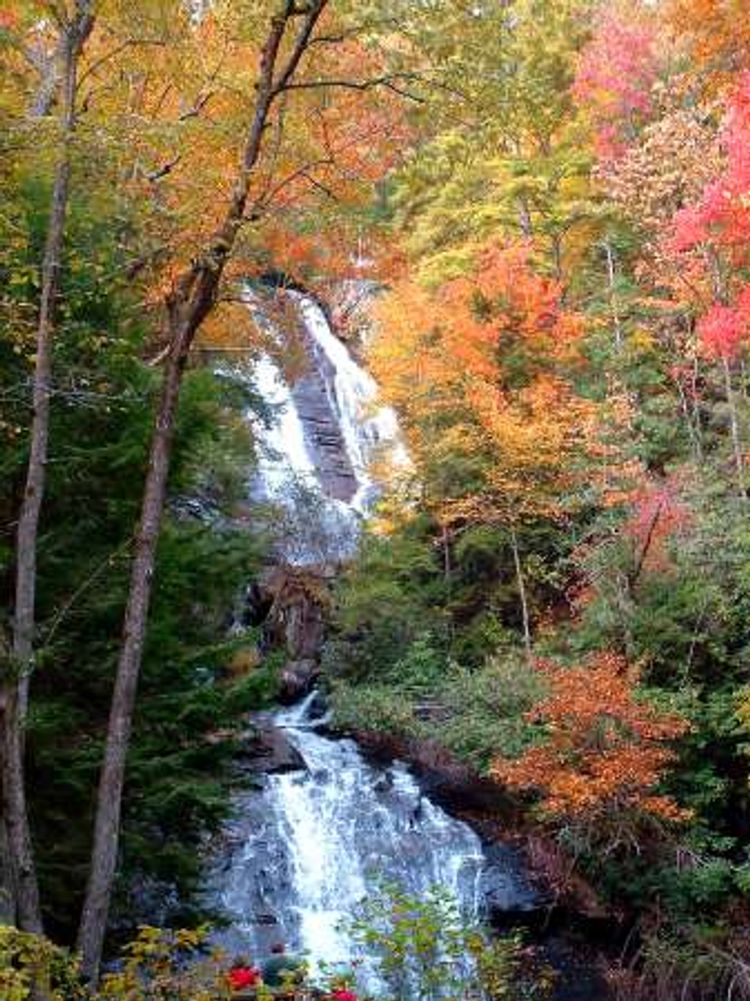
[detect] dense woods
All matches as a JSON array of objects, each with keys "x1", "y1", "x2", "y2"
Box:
[{"x1": 3, "y1": 1, "x2": 750, "y2": 1000}]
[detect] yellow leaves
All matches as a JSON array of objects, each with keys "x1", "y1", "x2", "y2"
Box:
[
  {"x1": 370, "y1": 240, "x2": 596, "y2": 528},
  {"x1": 625, "y1": 326, "x2": 656, "y2": 355},
  {"x1": 98, "y1": 924, "x2": 226, "y2": 1001}
]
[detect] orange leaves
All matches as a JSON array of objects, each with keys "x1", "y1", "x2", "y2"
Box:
[
  {"x1": 59, "y1": 3, "x2": 411, "y2": 320},
  {"x1": 492, "y1": 653, "x2": 690, "y2": 825},
  {"x1": 438, "y1": 243, "x2": 583, "y2": 375},
  {"x1": 668, "y1": 0, "x2": 750, "y2": 93},
  {"x1": 371, "y1": 240, "x2": 593, "y2": 526}
]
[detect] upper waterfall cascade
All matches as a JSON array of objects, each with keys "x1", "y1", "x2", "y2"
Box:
[{"x1": 234, "y1": 288, "x2": 407, "y2": 565}]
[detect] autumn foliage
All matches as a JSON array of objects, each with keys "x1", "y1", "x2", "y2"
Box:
[
  {"x1": 492, "y1": 653, "x2": 690, "y2": 825},
  {"x1": 371, "y1": 242, "x2": 591, "y2": 527},
  {"x1": 573, "y1": 1, "x2": 661, "y2": 161}
]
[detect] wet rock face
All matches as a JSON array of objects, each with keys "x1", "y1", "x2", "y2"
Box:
[
  {"x1": 240, "y1": 721, "x2": 306, "y2": 774},
  {"x1": 278, "y1": 658, "x2": 320, "y2": 704},
  {"x1": 291, "y1": 322, "x2": 359, "y2": 504},
  {"x1": 255, "y1": 566, "x2": 330, "y2": 662},
  {"x1": 480, "y1": 843, "x2": 548, "y2": 920}
]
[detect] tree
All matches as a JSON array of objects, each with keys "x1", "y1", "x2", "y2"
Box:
[
  {"x1": 668, "y1": 0, "x2": 750, "y2": 90},
  {"x1": 492, "y1": 652, "x2": 690, "y2": 846},
  {"x1": 77, "y1": 0, "x2": 411, "y2": 979},
  {"x1": 572, "y1": 0, "x2": 662, "y2": 162},
  {"x1": 666, "y1": 74, "x2": 750, "y2": 498},
  {"x1": 372, "y1": 242, "x2": 591, "y2": 659},
  {"x1": 1, "y1": 0, "x2": 95, "y2": 935},
  {"x1": 390, "y1": 0, "x2": 595, "y2": 283}
]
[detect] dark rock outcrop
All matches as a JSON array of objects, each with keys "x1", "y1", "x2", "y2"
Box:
[
  {"x1": 480, "y1": 842, "x2": 549, "y2": 920},
  {"x1": 278, "y1": 658, "x2": 320, "y2": 704},
  {"x1": 261, "y1": 565, "x2": 330, "y2": 662},
  {"x1": 240, "y1": 721, "x2": 305, "y2": 774},
  {"x1": 354, "y1": 730, "x2": 518, "y2": 819}
]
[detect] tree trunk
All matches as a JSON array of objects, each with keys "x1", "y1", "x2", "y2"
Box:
[
  {"x1": 675, "y1": 373, "x2": 702, "y2": 463},
  {"x1": 0, "y1": 628, "x2": 14, "y2": 926},
  {"x1": 441, "y1": 523, "x2": 451, "y2": 581},
  {"x1": 510, "y1": 523, "x2": 532, "y2": 664},
  {"x1": 76, "y1": 333, "x2": 185, "y2": 976},
  {"x1": 77, "y1": 2, "x2": 327, "y2": 981},
  {"x1": 604, "y1": 239, "x2": 622, "y2": 351},
  {"x1": 2, "y1": 1, "x2": 94, "y2": 934},
  {"x1": 722, "y1": 356, "x2": 746, "y2": 500}
]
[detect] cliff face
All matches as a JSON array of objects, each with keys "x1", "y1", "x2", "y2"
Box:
[{"x1": 290, "y1": 318, "x2": 359, "y2": 503}]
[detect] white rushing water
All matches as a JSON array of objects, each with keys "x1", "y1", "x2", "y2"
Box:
[
  {"x1": 250, "y1": 352, "x2": 319, "y2": 500},
  {"x1": 235, "y1": 287, "x2": 406, "y2": 563},
  {"x1": 207, "y1": 693, "x2": 485, "y2": 988},
  {"x1": 205, "y1": 287, "x2": 542, "y2": 993},
  {"x1": 295, "y1": 294, "x2": 408, "y2": 513}
]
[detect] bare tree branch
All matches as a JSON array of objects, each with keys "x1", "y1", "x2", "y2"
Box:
[{"x1": 280, "y1": 71, "x2": 425, "y2": 102}]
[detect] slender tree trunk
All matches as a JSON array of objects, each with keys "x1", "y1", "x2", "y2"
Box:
[
  {"x1": 517, "y1": 197, "x2": 533, "y2": 238},
  {"x1": 77, "y1": 2, "x2": 327, "y2": 980},
  {"x1": 690, "y1": 357, "x2": 704, "y2": 461},
  {"x1": 1, "y1": 2, "x2": 94, "y2": 934},
  {"x1": 441, "y1": 523, "x2": 451, "y2": 581},
  {"x1": 0, "y1": 628, "x2": 13, "y2": 925},
  {"x1": 722, "y1": 356, "x2": 747, "y2": 500},
  {"x1": 509, "y1": 523, "x2": 532, "y2": 664},
  {"x1": 76, "y1": 334, "x2": 185, "y2": 974},
  {"x1": 604, "y1": 239, "x2": 622, "y2": 351},
  {"x1": 675, "y1": 375, "x2": 702, "y2": 463}
]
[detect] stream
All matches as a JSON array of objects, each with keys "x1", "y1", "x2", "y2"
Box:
[{"x1": 204, "y1": 287, "x2": 560, "y2": 991}]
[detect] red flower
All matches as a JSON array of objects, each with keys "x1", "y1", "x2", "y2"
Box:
[
  {"x1": 330, "y1": 989, "x2": 358, "y2": 1001},
  {"x1": 228, "y1": 966, "x2": 261, "y2": 991}
]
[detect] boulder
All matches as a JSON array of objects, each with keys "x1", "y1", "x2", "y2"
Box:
[
  {"x1": 242, "y1": 722, "x2": 305, "y2": 774},
  {"x1": 278, "y1": 658, "x2": 320, "y2": 704},
  {"x1": 480, "y1": 842, "x2": 549, "y2": 921},
  {"x1": 258, "y1": 565, "x2": 329, "y2": 661}
]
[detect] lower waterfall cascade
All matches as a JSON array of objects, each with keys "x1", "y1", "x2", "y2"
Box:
[
  {"x1": 206, "y1": 287, "x2": 539, "y2": 989},
  {"x1": 206, "y1": 693, "x2": 491, "y2": 984}
]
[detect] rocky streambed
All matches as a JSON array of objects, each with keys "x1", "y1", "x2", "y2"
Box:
[{"x1": 204, "y1": 692, "x2": 612, "y2": 1001}]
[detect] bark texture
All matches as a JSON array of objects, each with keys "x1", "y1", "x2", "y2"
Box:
[
  {"x1": 76, "y1": 1, "x2": 327, "y2": 981},
  {"x1": 2, "y1": 1, "x2": 94, "y2": 934}
]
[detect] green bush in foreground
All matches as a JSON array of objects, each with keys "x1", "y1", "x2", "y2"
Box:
[{"x1": 1, "y1": 885, "x2": 552, "y2": 1001}]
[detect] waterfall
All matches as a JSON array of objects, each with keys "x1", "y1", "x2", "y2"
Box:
[
  {"x1": 206, "y1": 695, "x2": 485, "y2": 987},
  {"x1": 230, "y1": 286, "x2": 406, "y2": 565},
  {"x1": 206, "y1": 289, "x2": 537, "y2": 990},
  {"x1": 294, "y1": 294, "x2": 408, "y2": 513}
]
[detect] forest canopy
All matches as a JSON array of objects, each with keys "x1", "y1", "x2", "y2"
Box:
[{"x1": 2, "y1": 2, "x2": 750, "y2": 1000}]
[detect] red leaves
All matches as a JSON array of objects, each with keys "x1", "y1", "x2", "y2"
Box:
[
  {"x1": 573, "y1": 3, "x2": 661, "y2": 161},
  {"x1": 624, "y1": 478, "x2": 690, "y2": 574},
  {"x1": 492, "y1": 653, "x2": 690, "y2": 824},
  {"x1": 228, "y1": 966, "x2": 261, "y2": 991},
  {"x1": 671, "y1": 73, "x2": 750, "y2": 252},
  {"x1": 667, "y1": 74, "x2": 750, "y2": 359},
  {"x1": 697, "y1": 303, "x2": 748, "y2": 360}
]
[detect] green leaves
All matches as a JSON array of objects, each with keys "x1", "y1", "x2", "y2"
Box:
[{"x1": 347, "y1": 880, "x2": 550, "y2": 1001}]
